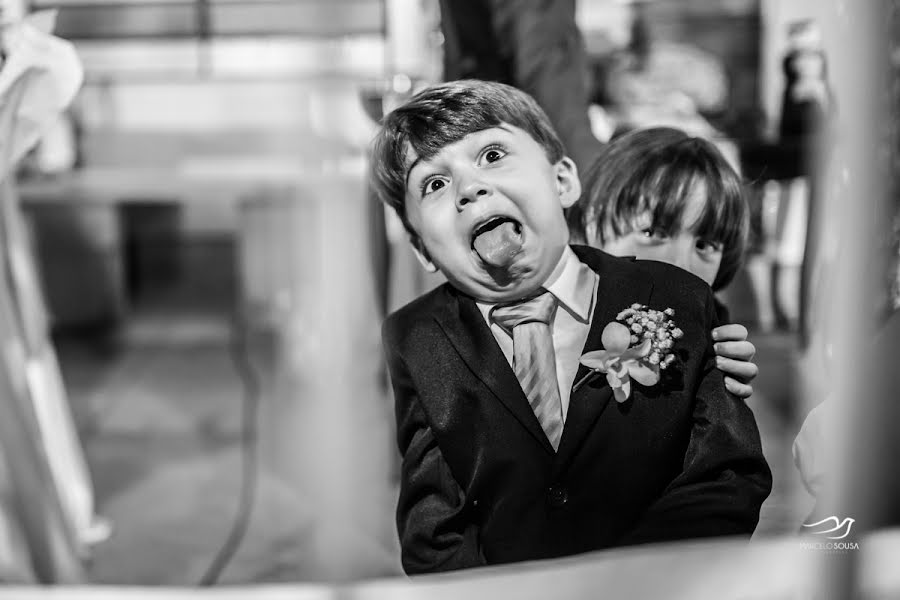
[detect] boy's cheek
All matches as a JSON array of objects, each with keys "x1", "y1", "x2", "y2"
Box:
[{"x1": 409, "y1": 241, "x2": 439, "y2": 273}]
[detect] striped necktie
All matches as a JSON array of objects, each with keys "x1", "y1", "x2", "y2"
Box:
[{"x1": 490, "y1": 291, "x2": 563, "y2": 451}]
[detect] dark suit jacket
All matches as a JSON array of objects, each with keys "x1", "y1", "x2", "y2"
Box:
[{"x1": 383, "y1": 245, "x2": 772, "y2": 574}]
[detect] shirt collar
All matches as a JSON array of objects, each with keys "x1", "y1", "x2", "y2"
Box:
[
  {"x1": 543, "y1": 246, "x2": 596, "y2": 323},
  {"x1": 476, "y1": 246, "x2": 596, "y2": 323}
]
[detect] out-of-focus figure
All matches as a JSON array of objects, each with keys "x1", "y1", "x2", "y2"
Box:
[
  {"x1": 778, "y1": 20, "x2": 835, "y2": 149},
  {"x1": 776, "y1": 20, "x2": 835, "y2": 345},
  {"x1": 590, "y1": 0, "x2": 728, "y2": 140},
  {"x1": 438, "y1": 0, "x2": 603, "y2": 173}
]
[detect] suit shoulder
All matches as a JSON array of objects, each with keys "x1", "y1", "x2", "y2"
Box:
[
  {"x1": 634, "y1": 259, "x2": 712, "y2": 293},
  {"x1": 382, "y1": 283, "x2": 450, "y2": 343},
  {"x1": 632, "y1": 259, "x2": 716, "y2": 317},
  {"x1": 573, "y1": 246, "x2": 715, "y2": 322}
]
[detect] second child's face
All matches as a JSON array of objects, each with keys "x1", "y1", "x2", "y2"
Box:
[
  {"x1": 597, "y1": 184, "x2": 723, "y2": 287},
  {"x1": 404, "y1": 124, "x2": 580, "y2": 303}
]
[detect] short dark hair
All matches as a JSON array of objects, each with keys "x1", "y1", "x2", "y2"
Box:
[
  {"x1": 369, "y1": 80, "x2": 566, "y2": 240},
  {"x1": 567, "y1": 127, "x2": 749, "y2": 291}
]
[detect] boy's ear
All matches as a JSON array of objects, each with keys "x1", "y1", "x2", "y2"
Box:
[
  {"x1": 555, "y1": 156, "x2": 582, "y2": 209},
  {"x1": 409, "y1": 235, "x2": 438, "y2": 273}
]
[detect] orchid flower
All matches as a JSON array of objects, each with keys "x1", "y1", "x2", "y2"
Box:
[{"x1": 575, "y1": 322, "x2": 661, "y2": 402}]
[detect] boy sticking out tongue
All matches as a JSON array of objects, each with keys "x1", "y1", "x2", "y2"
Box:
[
  {"x1": 370, "y1": 80, "x2": 771, "y2": 575},
  {"x1": 472, "y1": 217, "x2": 523, "y2": 269},
  {"x1": 394, "y1": 112, "x2": 577, "y2": 302}
]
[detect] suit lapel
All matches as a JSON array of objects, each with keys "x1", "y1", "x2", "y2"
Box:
[
  {"x1": 554, "y1": 246, "x2": 654, "y2": 473},
  {"x1": 433, "y1": 286, "x2": 555, "y2": 455}
]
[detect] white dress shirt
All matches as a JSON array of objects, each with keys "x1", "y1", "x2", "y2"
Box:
[{"x1": 477, "y1": 246, "x2": 598, "y2": 421}]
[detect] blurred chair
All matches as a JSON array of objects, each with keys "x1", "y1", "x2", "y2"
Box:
[{"x1": 0, "y1": 77, "x2": 86, "y2": 583}]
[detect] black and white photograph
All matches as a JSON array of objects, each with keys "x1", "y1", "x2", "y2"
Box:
[{"x1": 0, "y1": 0, "x2": 898, "y2": 598}]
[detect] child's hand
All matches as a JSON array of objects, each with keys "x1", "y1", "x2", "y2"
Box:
[{"x1": 711, "y1": 324, "x2": 758, "y2": 399}]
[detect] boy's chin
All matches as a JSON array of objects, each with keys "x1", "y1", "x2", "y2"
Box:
[
  {"x1": 469, "y1": 288, "x2": 543, "y2": 304},
  {"x1": 457, "y1": 273, "x2": 546, "y2": 304},
  {"x1": 463, "y1": 251, "x2": 563, "y2": 302}
]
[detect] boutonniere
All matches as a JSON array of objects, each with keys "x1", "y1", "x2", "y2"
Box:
[{"x1": 574, "y1": 304, "x2": 683, "y2": 402}]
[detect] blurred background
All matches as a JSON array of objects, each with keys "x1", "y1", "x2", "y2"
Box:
[{"x1": 0, "y1": 0, "x2": 896, "y2": 591}]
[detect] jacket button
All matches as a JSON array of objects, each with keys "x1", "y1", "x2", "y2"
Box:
[{"x1": 548, "y1": 486, "x2": 568, "y2": 508}]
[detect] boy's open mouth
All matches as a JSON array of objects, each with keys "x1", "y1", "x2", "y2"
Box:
[{"x1": 471, "y1": 216, "x2": 524, "y2": 268}]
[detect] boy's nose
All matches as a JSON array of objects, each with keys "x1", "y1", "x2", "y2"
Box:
[
  {"x1": 457, "y1": 180, "x2": 491, "y2": 210},
  {"x1": 671, "y1": 239, "x2": 694, "y2": 271}
]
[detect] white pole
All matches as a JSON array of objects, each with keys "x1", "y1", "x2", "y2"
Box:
[{"x1": 809, "y1": 1, "x2": 888, "y2": 598}]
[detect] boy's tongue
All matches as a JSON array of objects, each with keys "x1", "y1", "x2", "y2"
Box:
[{"x1": 473, "y1": 221, "x2": 523, "y2": 268}]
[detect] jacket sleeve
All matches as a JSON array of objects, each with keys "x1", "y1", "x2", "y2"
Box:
[
  {"x1": 620, "y1": 286, "x2": 773, "y2": 544},
  {"x1": 488, "y1": 0, "x2": 603, "y2": 172},
  {"x1": 384, "y1": 322, "x2": 486, "y2": 574}
]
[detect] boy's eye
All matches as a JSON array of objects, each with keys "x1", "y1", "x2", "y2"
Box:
[
  {"x1": 638, "y1": 227, "x2": 668, "y2": 241},
  {"x1": 420, "y1": 177, "x2": 447, "y2": 196},
  {"x1": 695, "y1": 239, "x2": 723, "y2": 256},
  {"x1": 480, "y1": 145, "x2": 507, "y2": 164}
]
